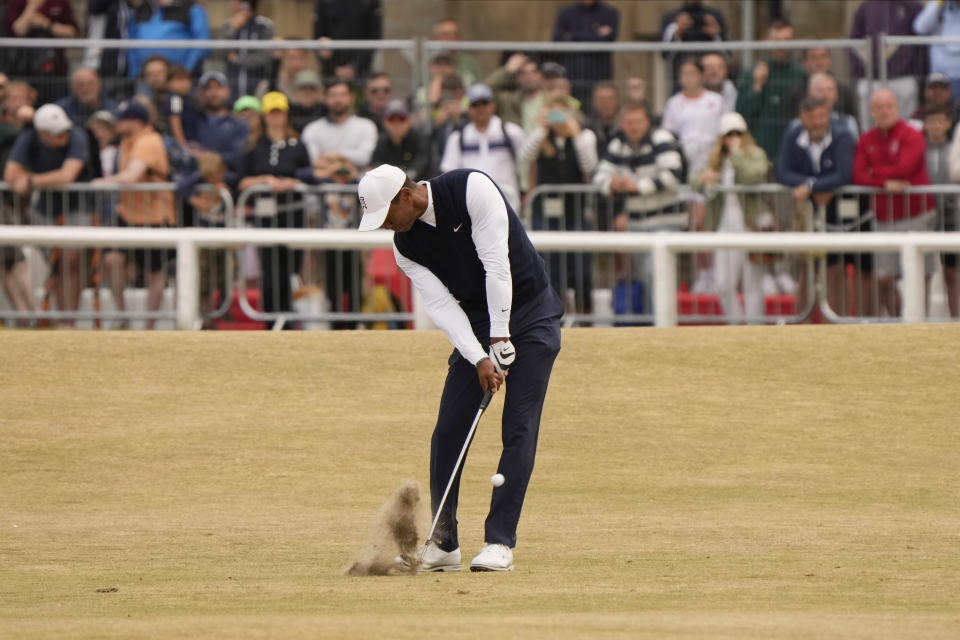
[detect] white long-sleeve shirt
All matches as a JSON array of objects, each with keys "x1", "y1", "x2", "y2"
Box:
[{"x1": 393, "y1": 172, "x2": 512, "y2": 365}]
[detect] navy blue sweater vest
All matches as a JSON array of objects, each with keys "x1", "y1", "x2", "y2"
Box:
[{"x1": 394, "y1": 169, "x2": 559, "y2": 332}]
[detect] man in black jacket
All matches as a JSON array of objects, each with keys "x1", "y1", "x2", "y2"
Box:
[
  {"x1": 313, "y1": 0, "x2": 382, "y2": 83},
  {"x1": 370, "y1": 100, "x2": 431, "y2": 181}
]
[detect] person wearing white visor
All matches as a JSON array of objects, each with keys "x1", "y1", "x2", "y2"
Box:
[{"x1": 357, "y1": 164, "x2": 562, "y2": 573}]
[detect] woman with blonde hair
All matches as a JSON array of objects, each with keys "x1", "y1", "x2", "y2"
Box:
[{"x1": 692, "y1": 112, "x2": 770, "y2": 323}]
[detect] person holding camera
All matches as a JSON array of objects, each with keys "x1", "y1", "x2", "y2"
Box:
[
  {"x1": 519, "y1": 93, "x2": 598, "y2": 314},
  {"x1": 691, "y1": 112, "x2": 771, "y2": 324}
]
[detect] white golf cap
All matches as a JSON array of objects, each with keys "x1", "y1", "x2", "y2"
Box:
[
  {"x1": 357, "y1": 164, "x2": 407, "y2": 231},
  {"x1": 34, "y1": 103, "x2": 72, "y2": 135},
  {"x1": 718, "y1": 111, "x2": 748, "y2": 137}
]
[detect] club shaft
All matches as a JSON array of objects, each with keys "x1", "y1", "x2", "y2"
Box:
[{"x1": 424, "y1": 389, "x2": 493, "y2": 546}]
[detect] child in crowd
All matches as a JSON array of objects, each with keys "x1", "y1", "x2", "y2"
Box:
[
  {"x1": 189, "y1": 151, "x2": 228, "y2": 225},
  {"x1": 166, "y1": 65, "x2": 203, "y2": 147},
  {"x1": 87, "y1": 110, "x2": 119, "y2": 177},
  {"x1": 189, "y1": 151, "x2": 229, "y2": 325}
]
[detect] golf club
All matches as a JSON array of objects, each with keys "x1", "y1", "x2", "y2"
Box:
[{"x1": 417, "y1": 388, "x2": 494, "y2": 568}]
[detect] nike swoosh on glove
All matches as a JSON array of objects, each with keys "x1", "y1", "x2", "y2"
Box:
[{"x1": 489, "y1": 340, "x2": 516, "y2": 376}]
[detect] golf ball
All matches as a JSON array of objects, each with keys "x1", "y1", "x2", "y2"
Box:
[{"x1": 490, "y1": 473, "x2": 505, "y2": 487}]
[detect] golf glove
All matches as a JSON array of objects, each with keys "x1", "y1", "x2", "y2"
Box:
[{"x1": 489, "y1": 340, "x2": 516, "y2": 376}]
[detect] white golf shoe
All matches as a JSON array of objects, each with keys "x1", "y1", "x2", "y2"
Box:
[
  {"x1": 469, "y1": 543, "x2": 514, "y2": 572},
  {"x1": 398, "y1": 541, "x2": 461, "y2": 572}
]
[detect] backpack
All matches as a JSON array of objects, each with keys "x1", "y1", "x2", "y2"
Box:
[{"x1": 457, "y1": 118, "x2": 516, "y2": 162}]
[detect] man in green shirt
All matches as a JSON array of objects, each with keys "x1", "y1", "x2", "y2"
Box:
[{"x1": 735, "y1": 18, "x2": 806, "y2": 163}]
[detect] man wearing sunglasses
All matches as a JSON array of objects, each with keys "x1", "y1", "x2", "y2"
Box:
[
  {"x1": 440, "y1": 84, "x2": 526, "y2": 211},
  {"x1": 357, "y1": 72, "x2": 393, "y2": 131},
  {"x1": 371, "y1": 100, "x2": 431, "y2": 181}
]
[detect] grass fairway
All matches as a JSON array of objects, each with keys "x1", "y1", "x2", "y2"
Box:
[{"x1": 2, "y1": 326, "x2": 959, "y2": 639}]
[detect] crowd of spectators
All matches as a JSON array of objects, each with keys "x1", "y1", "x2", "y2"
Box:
[{"x1": 2, "y1": 0, "x2": 960, "y2": 327}]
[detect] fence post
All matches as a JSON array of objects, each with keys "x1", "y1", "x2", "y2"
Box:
[
  {"x1": 652, "y1": 240, "x2": 677, "y2": 327},
  {"x1": 878, "y1": 32, "x2": 888, "y2": 87},
  {"x1": 412, "y1": 288, "x2": 435, "y2": 330},
  {"x1": 900, "y1": 241, "x2": 925, "y2": 323},
  {"x1": 176, "y1": 238, "x2": 200, "y2": 330}
]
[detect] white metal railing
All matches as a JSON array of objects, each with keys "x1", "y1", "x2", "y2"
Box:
[
  {"x1": 422, "y1": 38, "x2": 870, "y2": 54},
  {"x1": 0, "y1": 37, "x2": 417, "y2": 51},
  {"x1": 3, "y1": 224, "x2": 959, "y2": 329}
]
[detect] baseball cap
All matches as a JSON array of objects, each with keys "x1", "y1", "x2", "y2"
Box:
[
  {"x1": 199, "y1": 70, "x2": 229, "y2": 88},
  {"x1": 466, "y1": 83, "x2": 494, "y2": 105},
  {"x1": 718, "y1": 111, "x2": 748, "y2": 136},
  {"x1": 233, "y1": 95, "x2": 262, "y2": 114},
  {"x1": 88, "y1": 109, "x2": 117, "y2": 126},
  {"x1": 541, "y1": 61, "x2": 567, "y2": 79},
  {"x1": 261, "y1": 91, "x2": 289, "y2": 113},
  {"x1": 116, "y1": 100, "x2": 150, "y2": 124},
  {"x1": 357, "y1": 164, "x2": 407, "y2": 231},
  {"x1": 928, "y1": 72, "x2": 950, "y2": 86},
  {"x1": 294, "y1": 70, "x2": 322, "y2": 89},
  {"x1": 384, "y1": 99, "x2": 410, "y2": 118},
  {"x1": 33, "y1": 103, "x2": 72, "y2": 134}
]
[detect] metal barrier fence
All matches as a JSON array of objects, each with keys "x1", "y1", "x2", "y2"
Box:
[
  {"x1": 230, "y1": 182, "x2": 413, "y2": 329},
  {"x1": 0, "y1": 181, "x2": 232, "y2": 328},
  {"x1": 523, "y1": 182, "x2": 818, "y2": 326},
  {"x1": 4, "y1": 223, "x2": 959, "y2": 329},
  {"x1": 4, "y1": 181, "x2": 960, "y2": 329}
]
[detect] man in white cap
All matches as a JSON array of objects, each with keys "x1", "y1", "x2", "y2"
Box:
[
  {"x1": 440, "y1": 84, "x2": 526, "y2": 211},
  {"x1": 3, "y1": 103, "x2": 96, "y2": 325},
  {"x1": 358, "y1": 164, "x2": 563, "y2": 573}
]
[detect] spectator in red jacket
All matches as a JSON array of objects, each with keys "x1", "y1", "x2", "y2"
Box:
[{"x1": 853, "y1": 88, "x2": 937, "y2": 316}]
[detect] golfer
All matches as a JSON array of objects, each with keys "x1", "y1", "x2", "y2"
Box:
[{"x1": 358, "y1": 165, "x2": 562, "y2": 572}]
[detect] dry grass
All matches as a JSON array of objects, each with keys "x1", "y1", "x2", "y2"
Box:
[{"x1": 2, "y1": 326, "x2": 959, "y2": 638}]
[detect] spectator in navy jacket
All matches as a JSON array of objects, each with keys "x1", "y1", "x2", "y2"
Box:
[
  {"x1": 552, "y1": 0, "x2": 619, "y2": 103},
  {"x1": 313, "y1": 0, "x2": 382, "y2": 83},
  {"x1": 777, "y1": 96, "x2": 866, "y2": 316}
]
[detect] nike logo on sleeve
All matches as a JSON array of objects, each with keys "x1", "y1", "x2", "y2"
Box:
[{"x1": 453, "y1": 223, "x2": 463, "y2": 232}]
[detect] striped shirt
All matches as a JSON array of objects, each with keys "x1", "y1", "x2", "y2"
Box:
[{"x1": 593, "y1": 128, "x2": 684, "y2": 215}]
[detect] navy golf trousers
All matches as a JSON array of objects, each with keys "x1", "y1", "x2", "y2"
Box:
[{"x1": 429, "y1": 317, "x2": 561, "y2": 551}]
